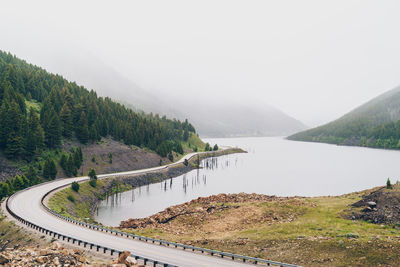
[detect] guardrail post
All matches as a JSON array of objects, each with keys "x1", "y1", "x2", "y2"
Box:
[
  {"x1": 103, "y1": 247, "x2": 106, "y2": 253},
  {"x1": 96, "y1": 245, "x2": 100, "y2": 252},
  {"x1": 153, "y1": 261, "x2": 157, "y2": 267},
  {"x1": 111, "y1": 250, "x2": 114, "y2": 256}
]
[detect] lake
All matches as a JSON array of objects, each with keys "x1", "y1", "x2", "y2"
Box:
[{"x1": 96, "y1": 137, "x2": 400, "y2": 226}]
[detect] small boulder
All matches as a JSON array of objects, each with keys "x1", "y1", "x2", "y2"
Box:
[
  {"x1": 37, "y1": 256, "x2": 48, "y2": 264},
  {"x1": 39, "y1": 249, "x2": 52, "y2": 256},
  {"x1": 53, "y1": 256, "x2": 60, "y2": 265},
  {"x1": 0, "y1": 255, "x2": 10, "y2": 264},
  {"x1": 51, "y1": 241, "x2": 63, "y2": 250},
  {"x1": 125, "y1": 256, "x2": 138, "y2": 266},
  {"x1": 117, "y1": 251, "x2": 131, "y2": 264}
]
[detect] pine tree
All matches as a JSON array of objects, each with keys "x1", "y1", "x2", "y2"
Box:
[
  {"x1": 76, "y1": 112, "x2": 89, "y2": 144},
  {"x1": 13, "y1": 175, "x2": 25, "y2": 190},
  {"x1": 77, "y1": 147, "x2": 83, "y2": 165},
  {"x1": 5, "y1": 132, "x2": 24, "y2": 159},
  {"x1": 60, "y1": 103, "x2": 73, "y2": 138},
  {"x1": 0, "y1": 183, "x2": 10, "y2": 199},
  {"x1": 43, "y1": 159, "x2": 57, "y2": 179},
  {"x1": 183, "y1": 129, "x2": 189, "y2": 141},
  {"x1": 67, "y1": 155, "x2": 77, "y2": 176},
  {"x1": 25, "y1": 108, "x2": 44, "y2": 158},
  {"x1": 26, "y1": 165, "x2": 39, "y2": 185},
  {"x1": 0, "y1": 99, "x2": 10, "y2": 149},
  {"x1": 44, "y1": 108, "x2": 61, "y2": 148},
  {"x1": 89, "y1": 124, "x2": 100, "y2": 142},
  {"x1": 5, "y1": 100, "x2": 25, "y2": 158},
  {"x1": 60, "y1": 153, "x2": 68, "y2": 171},
  {"x1": 73, "y1": 148, "x2": 82, "y2": 170}
]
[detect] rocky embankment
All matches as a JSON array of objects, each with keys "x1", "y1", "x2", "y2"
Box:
[
  {"x1": 120, "y1": 193, "x2": 309, "y2": 230},
  {"x1": 0, "y1": 242, "x2": 141, "y2": 267},
  {"x1": 348, "y1": 184, "x2": 400, "y2": 225}
]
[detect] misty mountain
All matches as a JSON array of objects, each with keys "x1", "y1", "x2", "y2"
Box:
[
  {"x1": 48, "y1": 52, "x2": 306, "y2": 138},
  {"x1": 179, "y1": 103, "x2": 307, "y2": 138},
  {"x1": 288, "y1": 86, "x2": 400, "y2": 148}
]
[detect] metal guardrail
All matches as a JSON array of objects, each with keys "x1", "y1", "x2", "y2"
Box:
[
  {"x1": 6, "y1": 191, "x2": 176, "y2": 267},
  {"x1": 42, "y1": 183, "x2": 300, "y2": 267}
]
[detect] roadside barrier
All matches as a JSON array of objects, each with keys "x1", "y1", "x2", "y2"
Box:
[
  {"x1": 41, "y1": 184, "x2": 301, "y2": 267},
  {"x1": 6, "y1": 193, "x2": 177, "y2": 267}
]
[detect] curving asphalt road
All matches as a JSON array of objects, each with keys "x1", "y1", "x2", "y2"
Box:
[{"x1": 7, "y1": 152, "x2": 260, "y2": 267}]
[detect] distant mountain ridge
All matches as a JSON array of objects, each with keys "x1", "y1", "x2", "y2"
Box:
[
  {"x1": 184, "y1": 103, "x2": 307, "y2": 138},
  {"x1": 288, "y1": 85, "x2": 400, "y2": 149},
  {"x1": 45, "y1": 51, "x2": 307, "y2": 138}
]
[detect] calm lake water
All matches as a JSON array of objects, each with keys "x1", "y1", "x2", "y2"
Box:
[{"x1": 96, "y1": 137, "x2": 400, "y2": 226}]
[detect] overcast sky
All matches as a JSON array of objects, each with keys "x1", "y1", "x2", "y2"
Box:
[{"x1": 1, "y1": 0, "x2": 400, "y2": 126}]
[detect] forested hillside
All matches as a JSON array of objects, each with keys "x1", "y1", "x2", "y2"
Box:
[
  {"x1": 288, "y1": 86, "x2": 400, "y2": 149},
  {"x1": 0, "y1": 50, "x2": 198, "y2": 198}
]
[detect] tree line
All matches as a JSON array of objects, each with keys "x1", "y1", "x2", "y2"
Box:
[
  {"x1": 0, "y1": 50, "x2": 199, "y2": 198},
  {"x1": 0, "y1": 50, "x2": 196, "y2": 161}
]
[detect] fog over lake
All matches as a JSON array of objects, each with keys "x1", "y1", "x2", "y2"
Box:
[{"x1": 96, "y1": 137, "x2": 400, "y2": 226}]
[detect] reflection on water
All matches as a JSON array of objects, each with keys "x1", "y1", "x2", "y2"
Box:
[
  {"x1": 96, "y1": 154, "x2": 243, "y2": 226},
  {"x1": 96, "y1": 137, "x2": 400, "y2": 226}
]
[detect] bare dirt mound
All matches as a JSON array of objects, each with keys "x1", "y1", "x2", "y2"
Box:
[
  {"x1": 119, "y1": 193, "x2": 310, "y2": 233},
  {"x1": 348, "y1": 184, "x2": 400, "y2": 225}
]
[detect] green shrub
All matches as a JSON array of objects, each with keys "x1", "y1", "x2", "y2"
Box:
[
  {"x1": 67, "y1": 195, "x2": 75, "y2": 202},
  {"x1": 387, "y1": 178, "x2": 393, "y2": 189},
  {"x1": 88, "y1": 169, "x2": 97, "y2": 180},
  {"x1": 89, "y1": 179, "x2": 97, "y2": 188},
  {"x1": 71, "y1": 181, "x2": 80, "y2": 192},
  {"x1": 205, "y1": 143, "x2": 210, "y2": 151}
]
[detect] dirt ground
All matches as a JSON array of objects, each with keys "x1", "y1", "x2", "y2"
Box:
[
  {"x1": 61, "y1": 138, "x2": 167, "y2": 178},
  {"x1": 121, "y1": 191, "x2": 400, "y2": 267}
]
